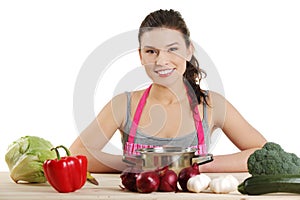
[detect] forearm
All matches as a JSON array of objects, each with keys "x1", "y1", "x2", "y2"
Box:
[
  {"x1": 199, "y1": 148, "x2": 260, "y2": 173},
  {"x1": 71, "y1": 147, "x2": 128, "y2": 173},
  {"x1": 70, "y1": 137, "x2": 127, "y2": 173},
  {"x1": 86, "y1": 152, "x2": 127, "y2": 173}
]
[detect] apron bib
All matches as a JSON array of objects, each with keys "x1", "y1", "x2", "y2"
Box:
[{"x1": 124, "y1": 84, "x2": 207, "y2": 156}]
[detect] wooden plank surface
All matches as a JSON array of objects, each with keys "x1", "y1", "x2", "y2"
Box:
[{"x1": 1, "y1": 172, "x2": 300, "y2": 200}]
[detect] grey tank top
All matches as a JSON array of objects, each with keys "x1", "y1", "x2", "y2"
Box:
[{"x1": 121, "y1": 92, "x2": 211, "y2": 150}]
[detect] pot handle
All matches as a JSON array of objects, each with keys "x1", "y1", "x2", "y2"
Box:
[{"x1": 192, "y1": 153, "x2": 213, "y2": 165}]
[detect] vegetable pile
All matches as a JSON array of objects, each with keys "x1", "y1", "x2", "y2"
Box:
[
  {"x1": 5, "y1": 136, "x2": 56, "y2": 183},
  {"x1": 121, "y1": 166, "x2": 178, "y2": 193},
  {"x1": 5, "y1": 135, "x2": 97, "y2": 193},
  {"x1": 238, "y1": 142, "x2": 300, "y2": 195},
  {"x1": 120, "y1": 163, "x2": 239, "y2": 194}
]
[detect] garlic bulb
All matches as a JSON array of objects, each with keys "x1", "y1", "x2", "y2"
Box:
[
  {"x1": 187, "y1": 174, "x2": 211, "y2": 193},
  {"x1": 209, "y1": 175, "x2": 239, "y2": 194}
]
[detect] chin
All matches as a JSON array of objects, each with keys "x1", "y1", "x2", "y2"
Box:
[{"x1": 153, "y1": 77, "x2": 182, "y2": 88}]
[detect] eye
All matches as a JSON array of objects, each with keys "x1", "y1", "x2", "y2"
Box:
[
  {"x1": 146, "y1": 49, "x2": 155, "y2": 54},
  {"x1": 168, "y1": 47, "x2": 178, "y2": 52},
  {"x1": 144, "y1": 49, "x2": 158, "y2": 55}
]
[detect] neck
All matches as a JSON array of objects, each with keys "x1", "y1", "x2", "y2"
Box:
[{"x1": 149, "y1": 81, "x2": 187, "y2": 105}]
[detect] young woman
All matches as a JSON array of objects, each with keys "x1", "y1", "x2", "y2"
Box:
[{"x1": 70, "y1": 9, "x2": 267, "y2": 173}]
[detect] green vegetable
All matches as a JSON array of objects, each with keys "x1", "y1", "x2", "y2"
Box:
[
  {"x1": 238, "y1": 174, "x2": 300, "y2": 195},
  {"x1": 5, "y1": 135, "x2": 56, "y2": 183},
  {"x1": 247, "y1": 142, "x2": 300, "y2": 176}
]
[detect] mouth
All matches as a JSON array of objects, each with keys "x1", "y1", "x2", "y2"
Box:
[{"x1": 155, "y1": 68, "x2": 175, "y2": 77}]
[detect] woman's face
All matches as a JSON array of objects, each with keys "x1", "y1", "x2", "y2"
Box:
[{"x1": 139, "y1": 28, "x2": 193, "y2": 87}]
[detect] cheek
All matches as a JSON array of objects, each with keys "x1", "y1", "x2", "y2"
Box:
[
  {"x1": 172, "y1": 55, "x2": 187, "y2": 71},
  {"x1": 143, "y1": 64, "x2": 155, "y2": 75},
  {"x1": 171, "y1": 50, "x2": 189, "y2": 63},
  {"x1": 140, "y1": 55, "x2": 154, "y2": 66}
]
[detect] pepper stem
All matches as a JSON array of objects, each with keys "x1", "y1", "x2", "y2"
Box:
[{"x1": 51, "y1": 145, "x2": 71, "y2": 160}]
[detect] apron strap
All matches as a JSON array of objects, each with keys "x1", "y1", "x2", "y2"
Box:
[
  {"x1": 127, "y1": 84, "x2": 152, "y2": 143},
  {"x1": 192, "y1": 102, "x2": 205, "y2": 145}
]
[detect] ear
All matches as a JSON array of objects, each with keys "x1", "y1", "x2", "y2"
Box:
[{"x1": 187, "y1": 43, "x2": 194, "y2": 61}]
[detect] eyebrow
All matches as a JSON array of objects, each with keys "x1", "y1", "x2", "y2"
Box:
[
  {"x1": 166, "y1": 42, "x2": 179, "y2": 47},
  {"x1": 143, "y1": 42, "x2": 179, "y2": 49}
]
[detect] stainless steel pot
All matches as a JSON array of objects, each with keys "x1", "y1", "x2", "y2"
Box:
[{"x1": 123, "y1": 146, "x2": 213, "y2": 174}]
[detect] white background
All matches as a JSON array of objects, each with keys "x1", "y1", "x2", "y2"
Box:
[{"x1": 1, "y1": 0, "x2": 300, "y2": 171}]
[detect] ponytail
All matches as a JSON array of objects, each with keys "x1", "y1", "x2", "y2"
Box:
[{"x1": 183, "y1": 55, "x2": 209, "y2": 108}]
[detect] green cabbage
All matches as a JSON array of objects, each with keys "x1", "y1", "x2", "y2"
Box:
[{"x1": 5, "y1": 135, "x2": 56, "y2": 183}]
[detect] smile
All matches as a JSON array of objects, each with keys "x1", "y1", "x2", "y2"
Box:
[{"x1": 155, "y1": 69, "x2": 175, "y2": 76}]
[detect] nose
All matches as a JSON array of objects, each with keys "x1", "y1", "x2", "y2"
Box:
[{"x1": 155, "y1": 50, "x2": 170, "y2": 66}]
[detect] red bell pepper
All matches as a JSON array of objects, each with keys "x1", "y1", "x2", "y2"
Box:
[{"x1": 43, "y1": 145, "x2": 87, "y2": 193}]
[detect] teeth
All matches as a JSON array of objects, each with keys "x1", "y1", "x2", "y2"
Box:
[{"x1": 157, "y1": 69, "x2": 173, "y2": 75}]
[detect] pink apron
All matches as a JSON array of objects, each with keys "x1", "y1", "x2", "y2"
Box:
[{"x1": 124, "y1": 84, "x2": 207, "y2": 156}]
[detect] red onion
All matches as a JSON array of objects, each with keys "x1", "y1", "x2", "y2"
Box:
[
  {"x1": 136, "y1": 170, "x2": 160, "y2": 193},
  {"x1": 158, "y1": 166, "x2": 178, "y2": 192},
  {"x1": 178, "y1": 163, "x2": 200, "y2": 191},
  {"x1": 120, "y1": 167, "x2": 142, "y2": 192}
]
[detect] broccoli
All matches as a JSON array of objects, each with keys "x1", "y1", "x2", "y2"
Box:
[{"x1": 247, "y1": 142, "x2": 300, "y2": 176}]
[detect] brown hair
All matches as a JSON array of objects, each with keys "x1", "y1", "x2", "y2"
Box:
[{"x1": 138, "y1": 9, "x2": 208, "y2": 107}]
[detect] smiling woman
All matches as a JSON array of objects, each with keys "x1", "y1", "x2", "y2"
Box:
[
  {"x1": 139, "y1": 28, "x2": 192, "y2": 87},
  {"x1": 69, "y1": 9, "x2": 267, "y2": 173}
]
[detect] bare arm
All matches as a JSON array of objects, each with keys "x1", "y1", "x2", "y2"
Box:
[
  {"x1": 200, "y1": 92, "x2": 267, "y2": 172},
  {"x1": 70, "y1": 136, "x2": 126, "y2": 173},
  {"x1": 70, "y1": 93, "x2": 128, "y2": 173}
]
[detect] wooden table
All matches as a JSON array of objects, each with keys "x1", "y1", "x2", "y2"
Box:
[{"x1": 1, "y1": 171, "x2": 300, "y2": 200}]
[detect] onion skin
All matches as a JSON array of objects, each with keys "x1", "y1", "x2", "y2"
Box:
[
  {"x1": 158, "y1": 167, "x2": 178, "y2": 192},
  {"x1": 120, "y1": 167, "x2": 142, "y2": 192},
  {"x1": 136, "y1": 171, "x2": 160, "y2": 193},
  {"x1": 178, "y1": 163, "x2": 200, "y2": 191}
]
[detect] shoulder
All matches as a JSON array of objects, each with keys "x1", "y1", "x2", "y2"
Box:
[
  {"x1": 110, "y1": 92, "x2": 127, "y2": 106},
  {"x1": 130, "y1": 89, "x2": 146, "y2": 98},
  {"x1": 100, "y1": 92, "x2": 129, "y2": 127},
  {"x1": 123, "y1": 89, "x2": 147, "y2": 107},
  {"x1": 110, "y1": 88, "x2": 147, "y2": 106},
  {"x1": 204, "y1": 90, "x2": 227, "y2": 107},
  {"x1": 110, "y1": 89, "x2": 146, "y2": 118},
  {"x1": 203, "y1": 90, "x2": 228, "y2": 128}
]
